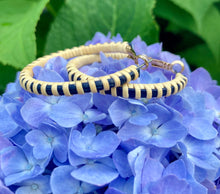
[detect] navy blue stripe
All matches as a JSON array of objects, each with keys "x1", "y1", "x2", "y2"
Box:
[
  {"x1": 71, "y1": 74, "x2": 75, "y2": 81},
  {"x1": 152, "y1": 89, "x2": 158, "y2": 98},
  {"x1": 37, "y1": 84, "x2": 42, "y2": 94},
  {"x1": 57, "y1": 85, "x2": 64, "y2": 95},
  {"x1": 95, "y1": 80, "x2": 104, "y2": 91},
  {"x1": 21, "y1": 77, "x2": 25, "y2": 83},
  {"x1": 46, "y1": 85, "x2": 53, "y2": 95},
  {"x1": 128, "y1": 88, "x2": 136, "y2": 98},
  {"x1": 177, "y1": 83, "x2": 180, "y2": 91},
  {"x1": 162, "y1": 88, "x2": 167, "y2": 96},
  {"x1": 108, "y1": 79, "x2": 115, "y2": 88},
  {"x1": 30, "y1": 82, "x2": 34, "y2": 93},
  {"x1": 141, "y1": 89, "x2": 147, "y2": 98},
  {"x1": 116, "y1": 87, "x2": 122, "y2": 97},
  {"x1": 171, "y1": 86, "x2": 175, "y2": 94},
  {"x1": 24, "y1": 81, "x2": 28, "y2": 90},
  {"x1": 129, "y1": 71, "x2": 135, "y2": 80},
  {"x1": 119, "y1": 75, "x2": 127, "y2": 85},
  {"x1": 180, "y1": 80, "x2": 185, "y2": 87},
  {"x1": 82, "y1": 83, "x2": 91, "y2": 93},
  {"x1": 69, "y1": 84, "x2": 77, "y2": 94},
  {"x1": 105, "y1": 90, "x2": 111, "y2": 95}
]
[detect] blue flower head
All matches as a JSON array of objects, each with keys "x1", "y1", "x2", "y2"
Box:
[{"x1": 1, "y1": 32, "x2": 220, "y2": 194}]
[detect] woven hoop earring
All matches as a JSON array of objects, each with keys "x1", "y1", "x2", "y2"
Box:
[
  {"x1": 67, "y1": 52, "x2": 188, "y2": 99},
  {"x1": 19, "y1": 42, "x2": 140, "y2": 96}
]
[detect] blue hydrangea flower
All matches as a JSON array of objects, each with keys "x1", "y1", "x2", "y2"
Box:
[
  {"x1": 50, "y1": 165, "x2": 98, "y2": 194},
  {"x1": 109, "y1": 98, "x2": 157, "y2": 127},
  {"x1": 69, "y1": 123, "x2": 120, "y2": 158},
  {"x1": 1, "y1": 32, "x2": 220, "y2": 193},
  {"x1": 15, "y1": 175, "x2": 50, "y2": 194},
  {"x1": 1, "y1": 144, "x2": 49, "y2": 186},
  {"x1": 118, "y1": 103, "x2": 187, "y2": 147},
  {"x1": 25, "y1": 122, "x2": 68, "y2": 162},
  {"x1": 0, "y1": 180, "x2": 13, "y2": 194}
]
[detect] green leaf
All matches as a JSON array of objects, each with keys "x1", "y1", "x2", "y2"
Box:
[
  {"x1": 0, "y1": 0, "x2": 49, "y2": 68},
  {"x1": 170, "y1": 0, "x2": 218, "y2": 31},
  {"x1": 155, "y1": 0, "x2": 220, "y2": 73},
  {"x1": 154, "y1": 0, "x2": 196, "y2": 32},
  {"x1": 199, "y1": 5, "x2": 220, "y2": 66},
  {"x1": 45, "y1": 0, "x2": 158, "y2": 54},
  {"x1": 180, "y1": 44, "x2": 219, "y2": 83},
  {"x1": 0, "y1": 64, "x2": 17, "y2": 94}
]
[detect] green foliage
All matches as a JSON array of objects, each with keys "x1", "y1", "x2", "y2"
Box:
[
  {"x1": 155, "y1": 0, "x2": 220, "y2": 81},
  {"x1": 45, "y1": 0, "x2": 158, "y2": 53},
  {"x1": 0, "y1": 0, "x2": 219, "y2": 93},
  {"x1": 0, "y1": 0, "x2": 49, "y2": 68}
]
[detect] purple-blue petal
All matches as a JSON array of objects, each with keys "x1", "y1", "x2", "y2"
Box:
[
  {"x1": 188, "y1": 118, "x2": 217, "y2": 140},
  {"x1": 83, "y1": 109, "x2": 106, "y2": 123},
  {"x1": 70, "y1": 124, "x2": 120, "y2": 158},
  {"x1": 112, "y1": 150, "x2": 132, "y2": 178},
  {"x1": 71, "y1": 163, "x2": 119, "y2": 186},
  {"x1": 21, "y1": 98, "x2": 50, "y2": 128},
  {"x1": 50, "y1": 165, "x2": 79, "y2": 194},
  {"x1": 49, "y1": 101, "x2": 83, "y2": 127},
  {"x1": 108, "y1": 99, "x2": 131, "y2": 127},
  {"x1": 148, "y1": 175, "x2": 192, "y2": 194}
]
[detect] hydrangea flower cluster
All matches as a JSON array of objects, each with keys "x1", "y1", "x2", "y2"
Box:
[{"x1": 1, "y1": 32, "x2": 220, "y2": 194}]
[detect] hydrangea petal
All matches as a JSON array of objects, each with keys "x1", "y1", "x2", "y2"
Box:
[
  {"x1": 148, "y1": 120, "x2": 187, "y2": 147},
  {"x1": 190, "y1": 68, "x2": 214, "y2": 91},
  {"x1": 1, "y1": 146, "x2": 28, "y2": 176},
  {"x1": 163, "y1": 159, "x2": 186, "y2": 179},
  {"x1": 93, "y1": 93, "x2": 116, "y2": 113},
  {"x1": 188, "y1": 118, "x2": 217, "y2": 140},
  {"x1": 70, "y1": 124, "x2": 120, "y2": 158},
  {"x1": 91, "y1": 131, "x2": 120, "y2": 158},
  {"x1": 5, "y1": 103, "x2": 28, "y2": 129},
  {"x1": 16, "y1": 175, "x2": 50, "y2": 194},
  {"x1": 68, "y1": 150, "x2": 87, "y2": 167},
  {"x1": 148, "y1": 175, "x2": 192, "y2": 194},
  {"x1": 37, "y1": 68, "x2": 64, "y2": 82},
  {"x1": 33, "y1": 143, "x2": 51, "y2": 160},
  {"x1": 71, "y1": 163, "x2": 119, "y2": 186},
  {"x1": 147, "y1": 104, "x2": 173, "y2": 127},
  {"x1": 21, "y1": 98, "x2": 50, "y2": 128},
  {"x1": 141, "y1": 157, "x2": 164, "y2": 188},
  {"x1": 129, "y1": 112, "x2": 157, "y2": 126},
  {"x1": 50, "y1": 165, "x2": 79, "y2": 194},
  {"x1": 0, "y1": 107, "x2": 18, "y2": 137},
  {"x1": 118, "y1": 123, "x2": 151, "y2": 143},
  {"x1": 83, "y1": 109, "x2": 106, "y2": 123},
  {"x1": 112, "y1": 150, "x2": 132, "y2": 178},
  {"x1": 49, "y1": 101, "x2": 83, "y2": 127},
  {"x1": 70, "y1": 94, "x2": 93, "y2": 111},
  {"x1": 25, "y1": 130, "x2": 46, "y2": 146},
  {"x1": 0, "y1": 180, "x2": 13, "y2": 194},
  {"x1": 108, "y1": 99, "x2": 132, "y2": 127},
  {"x1": 183, "y1": 136, "x2": 215, "y2": 159},
  {"x1": 53, "y1": 135, "x2": 68, "y2": 163}
]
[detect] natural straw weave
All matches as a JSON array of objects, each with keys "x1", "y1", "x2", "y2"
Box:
[
  {"x1": 67, "y1": 54, "x2": 188, "y2": 99},
  {"x1": 19, "y1": 42, "x2": 139, "y2": 96}
]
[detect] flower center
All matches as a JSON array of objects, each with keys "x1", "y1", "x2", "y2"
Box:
[
  {"x1": 26, "y1": 163, "x2": 33, "y2": 171},
  {"x1": 77, "y1": 187, "x2": 83, "y2": 194},
  {"x1": 83, "y1": 114, "x2": 89, "y2": 121},
  {"x1": 151, "y1": 128, "x2": 159, "y2": 136},
  {"x1": 131, "y1": 109, "x2": 137, "y2": 116},
  {"x1": 86, "y1": 144, "x2": 92, "y2": 150},
  {"x1": 47, "y1": 136, "x2": 54, "y2": 144},
  {"x1": 95, "y1": 125, "x2": 102, "y2": 133},
  {"x1": 31, "y1": 183, "x2": 39, "y2": 190}
]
